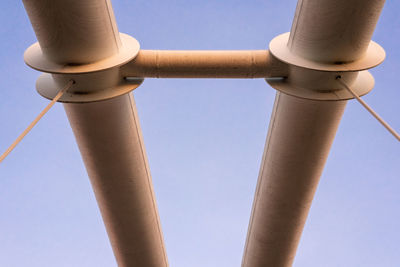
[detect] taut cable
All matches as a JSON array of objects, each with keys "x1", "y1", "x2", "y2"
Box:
[
  {"x1": 0, "y1": 79, "x2": 74, "y2": 163},
  {"x1": 336, "y1": 76, "x2": 400, "y2": 142}
]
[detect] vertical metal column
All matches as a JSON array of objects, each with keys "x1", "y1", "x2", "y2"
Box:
[
  {"x1": 64, "y1": 95, "x2": 168, "y2": 266},
  {"x1": 242, "y1": 0, "x2": 385, "y2": 266},
  {"x1": 242, "y1": 93, "x2": 346, "y2": 266},
  {"x1": 23, "y1": 1, "x2": 168, "y2": 266}
]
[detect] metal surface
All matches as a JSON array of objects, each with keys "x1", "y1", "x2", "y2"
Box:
[
  {"x1": 24, "y1": 33, "x2": 140, "y2": 74},
  {"x1": 121, "y1": 49, "x2": 287, "y2": 78},
  {"x1": 243, "y1": 93, "x2": 347, "y2": 266},
  {"x1": 266, "y1": 70, "x2": 374, "y2": 101},
  {"x1": 22, "y1": 0, "x2": 121, "y2": 64},
  {"x1": 242, "y1": 0, "x2": 386, "y2": 266},
  {"x1": 23, "y1": 0, "x2": 168, "y2": 266},
  {"x1": 24, "y1": 31, "x2": 142, "y2": 103},
  {"x1": 64, "y1": 95, "x2": 168, "y2": 266},
  {"x1": 287, "y1": 0, "x2": 386, "y2": 63},
  {"x1": 20, "y1": 0, "x2": 388, "y2": 266},
  {"x1": 36, "y1": 73, "x2": 143, "y2": 103},
  {"x1": 270, "y1": 32, "x2": 385, "y2": 72}
]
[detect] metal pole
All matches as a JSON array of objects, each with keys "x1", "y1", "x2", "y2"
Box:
[
  {"x1": 121, "y1": 50, "x2": 286, "y2": 78},
  {"x1": 64, "y1": 95, "x2": 168, "y2": 266},
  {"x1": 242, "y1": 93, "x2": 346, "y2": 266},
  {"x1": 242, "y1": 0, "x2": 385, "y2": 266},
  {"x1": 22, "y1": 1, "x2": 168, "y2": 266}
]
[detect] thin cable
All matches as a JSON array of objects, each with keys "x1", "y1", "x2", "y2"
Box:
[
  {"x1": 0, "y1": 79, "x2": 74, "y2": 163},
  {"x1": 336, "y1": 76, "x2": 400, "y2": 142}
]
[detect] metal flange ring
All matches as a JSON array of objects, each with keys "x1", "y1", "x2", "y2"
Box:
[
  {"x1": 266, "y1": 32, "x2": 385, "y2": 101},
  {"x1": 24, "y1": 33, "x2": 140, "y2": 74},
  {"x1": 24, "y1": 33, "x2": 143, "y2": 103},
  {"x1": 269, "y1": 32, "x2": 385, "y2": 72}
]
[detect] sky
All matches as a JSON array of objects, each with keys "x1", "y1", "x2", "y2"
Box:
[{"x1": 0, "y1": 0, "x2": 399, "y2": 266}]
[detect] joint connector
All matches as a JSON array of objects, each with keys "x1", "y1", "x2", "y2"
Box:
[
  {"x1": 266, "y1": 32, "x2": 386, "y2": 101},
  {"x1": 24, "y1": 33, "x2": 143, "y2": 103}
]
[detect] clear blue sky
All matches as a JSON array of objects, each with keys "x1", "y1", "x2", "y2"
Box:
[{"x1": 0, "y1": 1, "x2": 399, "y2": 266}]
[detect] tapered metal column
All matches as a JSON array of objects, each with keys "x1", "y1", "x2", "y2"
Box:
[
  {"x1": 242, "y1": 93, "x2": 346, "y2": 266},
  {"x1": 64, "y1": 95, "x2": 168, "y2": 266},
  {"x1": 23, "y1": 1, "x2": 168, "y2": 266},
  {"x1": 242, "y1": 0, "x2": 385, "y2": 266}
]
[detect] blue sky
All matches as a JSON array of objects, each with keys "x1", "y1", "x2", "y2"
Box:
[{"x1": 0, "y1": 1, "x2": 399, "y2": 266}]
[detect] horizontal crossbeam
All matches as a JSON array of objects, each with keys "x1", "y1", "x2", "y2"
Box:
[{"x1": 121, "y1": 49, "x2": 287, "y2": 78}]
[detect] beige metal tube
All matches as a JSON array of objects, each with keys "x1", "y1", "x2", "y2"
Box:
[
  {"x1": 243, "y1": 0, "x2": 385, "y2": 266},
  {"x1": 288, "y1": 0, "x2": 385, "y2": 63},
  {"x1": 23, "y1": 1, "x2": 168, "y2": 266},
  {"x1": 64, "y1": 95, "x2": 168, "y2": 267},
  {"x1": 121, "y1": 50, "x2": 287, "y2": 78},
  {"x1": 242, "y1": 93, "x2": 346, "y2": 266},
  {"x1": 22, "y1": 0, "x2": 121, "y2": 64}
]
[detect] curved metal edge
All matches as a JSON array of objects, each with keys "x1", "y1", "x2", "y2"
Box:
[
  {"x1": 266, "y1": 70, "x2": 374, "y2": 101},
  {"x1": 36, "y1": 73, "x2": 144, "y2": 103},
  {"x1": 24, "y1": 33, "x2": 140, "y2": 74},
  {"x1": 270, "y1": 32, "x2": 385, "y2": 72}
]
